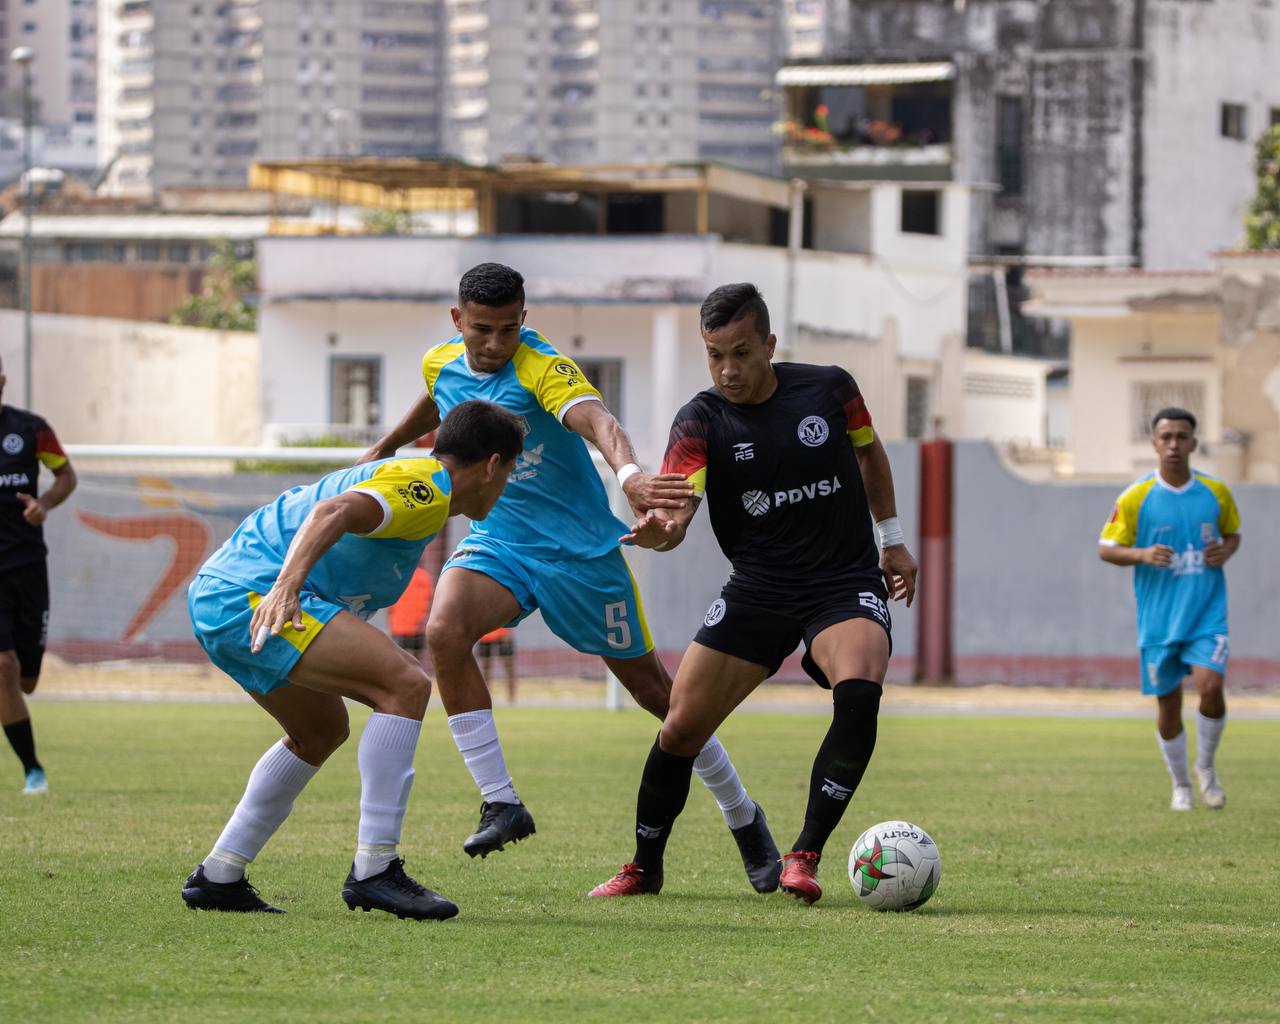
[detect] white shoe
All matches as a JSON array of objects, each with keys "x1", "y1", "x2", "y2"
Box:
[
  {"x1": 1196, "y1": 766, "x2": 1226, "y2": 810},
  {"x1": 22, "y1": 768, "x2": 48, "y2": 795},
  {"x1": 1170, "y1": 785, "x2": 1194, "y2": 811}
]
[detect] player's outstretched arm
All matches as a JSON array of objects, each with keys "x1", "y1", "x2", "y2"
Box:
[
  {"x1": 854, "y1": 435, "x2": 918, "y2": 607},
  {"x1": 357, "y1": 389, "x2": 441, "y2": 465},
  {"x1": 562, "y1": 399, "x2": 693, "y2": 515},
  {"x1": 250, "y1": 492, "x2": 385, "y2": 652},
  {"x1": 620, "y1": 499, "x2": 701, "y2": 552}
]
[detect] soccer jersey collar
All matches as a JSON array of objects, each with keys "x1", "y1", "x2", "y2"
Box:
[{"x1": 1155, "y1": 471, "x2": 1194, "y2": 494}]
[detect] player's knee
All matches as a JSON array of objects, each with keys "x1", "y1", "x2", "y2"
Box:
[
  {"x1": 425, "y1": 615, "x2": 471, "y2": 662},
  {"x1": 832, "y1": 678, "x2": 882, "y2": 716},
  {"x1": 387, "y1": 661, "x2": 433, "y2": 717},
  {"x1": 0, "y1": 651, "x2": 19, "y2": 687},
  {"x1": 658, "y1": 716, "x2": 707, "y2": 758},
  {"x1": 290, "y1": 719, "x2": 349, "y2": 764}
]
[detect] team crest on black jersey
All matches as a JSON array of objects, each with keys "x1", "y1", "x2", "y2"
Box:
[
  {"x1": 797, "y1": 416, "x2": 829, "y2": 447},
  {"x1": 2, "y1": 434, "x2": 22, "y2": 455}
]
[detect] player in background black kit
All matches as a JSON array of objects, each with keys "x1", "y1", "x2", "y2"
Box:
[
  {"x1": 0, "y1": 355, "x2": 77, "y2": 795},
  {"x1": 589, "y1": 283, "x2": 918, "y2": 904}
]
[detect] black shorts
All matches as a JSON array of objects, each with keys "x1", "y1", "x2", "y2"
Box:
[
  {"x1": 478, "y1": 638, "x2": 515, "y2": 658},
  {"x1": 693, "y1": 571, "x2": 891, "y2": 688},
  {"x1": 0, "y1": 559, "x2": 50, "y2": 679},
  {"x1": 392, "y1": 633, "x2": 426, "y2": 653}
]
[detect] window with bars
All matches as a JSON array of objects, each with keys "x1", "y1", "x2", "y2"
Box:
[
  {"x1": 905, "y1": 376, "x2": 931, "y2": 440},
  {"x1": 575, "y1": 358, "x2": 624, "y2": 419},
  {"x1": 1131, "y1": 382, "x2": 1203, "y2": 441},
  {"x1": 331, "y1": 357, "x2": 382, "y2": 428}
]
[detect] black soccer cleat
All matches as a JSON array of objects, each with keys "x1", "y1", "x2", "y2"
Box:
[
  {"x1": 341, "y1": 858, "x2": 459, "y2": 921},
  {"x1": 182, "y1": 865, "x2": 285, "y2": 913},
  {"x1": 730, "y1": 803, "x2": 782, "y2": 893},
  {"x1": 462, "y1": 800, "x2": 536, "y2": 858}
]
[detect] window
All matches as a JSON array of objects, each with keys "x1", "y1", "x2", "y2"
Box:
[
  {"x1": 137, "y1": 241, "x2": 164, "y2": 262},
  {"x1": 1220, "y1": 102, "x2": 1247, "y2": 140},
  {"x1": 996, "y1": 95, "x2": 1024, "y2": 195},
  {"x1": 331, "y1": 357, "x2": 382, "y2": 427},
  {"x1": 1271, "y1": 107, "x2": 1280, "y2": 128},
  {"x1": 575, "y1": 358, "x2": 623, "y2": 419},
  {"x1": 905, "y1": 377, "x2": 931, "y2": 440},
  {"x1": 901, "y1": 189, "x2": 941, "y2": 236},
  {"x1": 167, "y1": 242, "x2": 191, "y2": 263},
  {"x1": 1131, "y1": 382, "x2": 1204, "y2": 442}
]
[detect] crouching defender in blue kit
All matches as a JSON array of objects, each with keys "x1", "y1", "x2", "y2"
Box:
[{"x1": 182, "y1": 400, "x2": 523, "y2": 919}]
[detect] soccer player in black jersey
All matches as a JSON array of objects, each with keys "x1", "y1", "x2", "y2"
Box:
[
  {"x1": 589, "y1": 283, "x2": 918, "y2": 904},
  {"x1": 0, "y1": 355, "x2": 77, "y2": 795}
]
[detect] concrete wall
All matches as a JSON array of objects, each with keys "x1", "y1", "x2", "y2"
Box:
[
  {"x1": 953, "y1": 442, "x2": 1280, "y2": 686},
  {"x1": 0, "y1": 312, "x2": 259, "y2": 445},
  {"x1": 960, "y1": 349, "x2": 1049, "y2": 448}
]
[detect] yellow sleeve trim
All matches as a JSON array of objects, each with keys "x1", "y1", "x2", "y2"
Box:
[
  {"x1": 1099, "y1": 477, "x2": 1156, "y2": 547},
  {"x1": 687, "y1": 466, "x2": 707, "y2": 497},
  {"x1": 350, "y1": 458, "x2": 451, "y2": 541},
  {"x1": 511, "y1": 344, "x2": 603, "y2": 419},
  {"x1": 1196, "y1": 474, "x2": 1242, "y2": 535},
  {"x1": 38, "y1": 451, "x2": 68, "y2": 470},
  {"x1": 848, "y1": 426, "x2": 875, "y2": 448},
  {"x1": 421, "y1": 342, "x2": 465, "y2": 397}
]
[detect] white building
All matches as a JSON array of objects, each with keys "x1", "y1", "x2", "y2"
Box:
[
  {"x1": 249, "y1": 162, "x2": 1003, "y2": 461},
  {"x1": 444, "y1": 0, "x2": 782, "y2": 174}
]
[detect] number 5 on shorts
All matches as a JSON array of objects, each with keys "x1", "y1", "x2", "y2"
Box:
[{"x1": 605, "y1": 601, "x2": 632, "y2": 650}]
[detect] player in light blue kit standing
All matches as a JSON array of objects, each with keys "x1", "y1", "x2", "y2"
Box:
[
  {"x1": 362, "y1": 264, "x2": 780, "y2": 893},
  {"x1": 183, "y1": 400, "x2": 523, "y2": 918},
  {"x1": 1098, "y1": 407, "x2": 1241, "y2": 811}
]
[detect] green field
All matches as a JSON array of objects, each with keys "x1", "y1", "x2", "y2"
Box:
[{"x1": 2, "y1": 703, "x2": 1278, "y2": 1023}]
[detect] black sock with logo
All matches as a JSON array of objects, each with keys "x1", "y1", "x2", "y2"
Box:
[
  {"x1": 4, "y1": 718, "x2": 42, "y2": 774},
  {"x1": 632, "y1": 738, "x2": 696, "y2": 873},
  {"x1": 792, "y1": 679, "x2": 881, "y2": 856}
]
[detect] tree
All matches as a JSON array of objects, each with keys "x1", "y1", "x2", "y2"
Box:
[
  {"x1": 169, "y1": 240, "x2": 258, "y2": 331},
  {"x1": 1244, "y1": 125, "x2": 1280, "y2": 251}
]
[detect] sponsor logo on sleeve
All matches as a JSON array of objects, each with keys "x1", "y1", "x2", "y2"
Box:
[
  {"x1": 797, "y1": 416, "x2": 830, "y2": 447},
  {"x1": 408, "y1": 480, "x2": 434, "y2": 505}
]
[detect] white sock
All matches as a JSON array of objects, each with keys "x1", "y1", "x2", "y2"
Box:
[
  {"x1": 694, "y1": 736, "x2": 756, "y2": 830},
  {"x1": 447, "y1": 710, "x2": 519, "y2": 806},
  {"x1": 1195, "y1": 710, "x2": 1226, "y2": 771},
  {"x1": 353, "y1": 712, "x2": 422, "y2": 881},
  {"x1": 1156, "y1": 728, "x2": 1191, "y2": 788},
  {"x1": 203, "y1": 740, "x2": 319, "y2": 883}
]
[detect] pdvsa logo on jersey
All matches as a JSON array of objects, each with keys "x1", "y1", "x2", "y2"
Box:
[
  {"x1": 797, "y1": 416, "x2": 829, "y2": 447},
  {"x1": 704, "y1": 598, "x2": 727, "y2": 627},
  {"x1": 408, "y1": 480, "x2": 434, "y2": 505},
  {"x1": 2, "y1": 433, "x2": 22, "y2": 455},
  {"x1": 741, "y1": 490, "x2": 771, "y2": 517}
]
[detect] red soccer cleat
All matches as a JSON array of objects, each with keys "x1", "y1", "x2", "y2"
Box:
[
  {"x1": 779, "y1": 850, "x2": 822, "y2": 905},
  {"x1": 587, "y1": 863, "x2": 663, "y2": 897}
]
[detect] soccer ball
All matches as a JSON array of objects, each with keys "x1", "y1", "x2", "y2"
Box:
[{"x1": 848, "y1": 820, "x2": 941, "y2": 911}]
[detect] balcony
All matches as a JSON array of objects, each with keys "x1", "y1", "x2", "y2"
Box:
[{"x1": 778, "y1": 61, "x2": 955, "y2": 181}]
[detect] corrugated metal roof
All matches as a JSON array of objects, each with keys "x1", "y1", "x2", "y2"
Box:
[{"x1": 777, "y1": 62, "x2": 955, "y2": 87}]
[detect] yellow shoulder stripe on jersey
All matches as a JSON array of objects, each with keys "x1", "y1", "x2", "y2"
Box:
[
  {"x1": 246, "y1": 591, "x2": 327, "y2": 655},
  {"x1": 687, "y1": 466, "x2": 707, "y2": 497},
  {"x1": 421, "y1": 342, "x2": 466, "y2": 396},
  {"x1": 1099, "y1": 476, "x2": 1158, "y2": 547},
  {"x1": 1194, "y1": 473, "x2": 1243, "y2": 535},
  {"x1": 37, "y1": 451, "x2": 68, "y2": 470},
  {"x1": 848, "y1": 426, "x2": 875, "y2": 448},
  {"x1": 350, "y1": 458, "x2": 451, "y2": 541},
  {"x1": 511, "y1": 342, "x2": 603, "y2": 420}
]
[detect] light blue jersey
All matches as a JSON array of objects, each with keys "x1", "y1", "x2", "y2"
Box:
[
  {"x1": 423, "y1": 327, "x2": 626, "y2": 560},
  {"x1": 1100, "y1": 471, "x2": 1241, "y2": 649},
  {"x1": 199, "y1": 457, "x2": 453, "y2": 620}
]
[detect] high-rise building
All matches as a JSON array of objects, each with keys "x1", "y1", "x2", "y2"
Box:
[
  {"x1": 98, "y1": 0, "x2": 446, "y2": 195},
  {"x1": 445, "y1": 0, "x2": 781, "y2": 174}
]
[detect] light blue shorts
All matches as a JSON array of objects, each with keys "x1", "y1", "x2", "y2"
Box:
[
  {"x1": 188, "y1": 574, "x2": 344, "y2": 695},
  {"x1": 1140, "y1": 634, "x2": 1229, "y2": 697},
  {"x1": 441, "y1": 536, "x2": 653, "y2": 659}
]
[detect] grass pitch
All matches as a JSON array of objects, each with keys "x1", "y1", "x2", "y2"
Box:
[{"x1": 2, "y1": 703, "x2": 1278, "y2": 1024}]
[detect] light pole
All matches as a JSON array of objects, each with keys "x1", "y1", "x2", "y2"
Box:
[{"x1": 10, "y1": 46, "x2": 34, "y2": 407}]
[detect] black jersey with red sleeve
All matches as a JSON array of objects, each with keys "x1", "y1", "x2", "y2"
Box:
[
  {"x1": 661, "y1": 362, "x2": 879, "y2": 589},
  {"x1": 0, "y1": 405, "x2": 69, "y2": 571}
]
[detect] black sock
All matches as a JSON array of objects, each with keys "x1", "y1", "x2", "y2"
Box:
[
  {"x1": 792, "y1": 679, "x2": 881, "y2": 856},
  {"x1": 632, "y1": 737, "x2": 696, "y2": 873},
  {"x1": 3, "y1": 718, "x2": 42, "y2": 774}
]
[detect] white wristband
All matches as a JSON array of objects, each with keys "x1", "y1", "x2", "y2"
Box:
[
  {"x1": 616, "y1": 463, "x2": 642, "y2": 486},
  {"x1": 875, "y1": 516, "x2": 905, "y2": 548}
]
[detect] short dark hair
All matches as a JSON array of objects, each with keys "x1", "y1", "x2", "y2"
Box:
[
  {"x1": 700, "y1": 282, "x2": 771, "y2": 340},
  {"x1": 458, "y1": 263, "x2": 525, "y2": 308},
  {"x1": 433, "y1": 399, "x2": 524, "y2": 464},
  {"x1": 1151, "y1": 407, "x2": 1197, "y2": 432}
]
